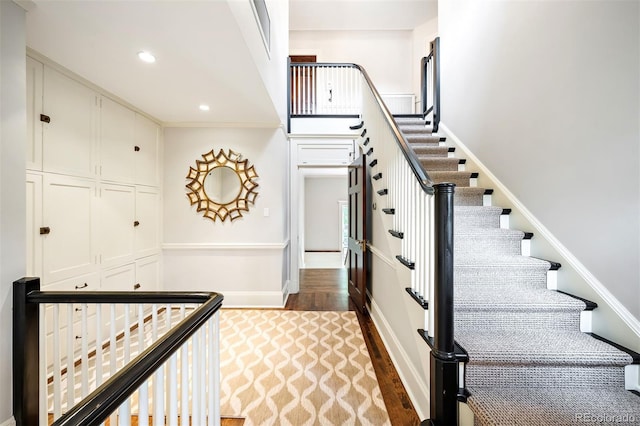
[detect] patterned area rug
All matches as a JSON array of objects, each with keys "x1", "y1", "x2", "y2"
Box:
[{"x1": 219, "y1": 310, "x2": 390, "y2": 426}]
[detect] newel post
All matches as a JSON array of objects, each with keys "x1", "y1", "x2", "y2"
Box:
[
  {"x1": 13, "y1": 277, "x2": 40, "y2": 426},
  {"x1": 430, "y1": 183, "x2": 458, "y2": 426}
]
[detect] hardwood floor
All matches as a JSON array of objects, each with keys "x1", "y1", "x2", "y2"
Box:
[{"x1": 285, "y1": 268, "x2": 421, "y2": 426}]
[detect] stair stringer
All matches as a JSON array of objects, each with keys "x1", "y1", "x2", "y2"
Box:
[{"x1": 440, "y1": 122, "x2": 640, "y2": 391}]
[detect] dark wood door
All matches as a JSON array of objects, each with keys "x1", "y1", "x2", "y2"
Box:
[{"x1": 348, "y1": 155, "x2": 368, "y2": 314}]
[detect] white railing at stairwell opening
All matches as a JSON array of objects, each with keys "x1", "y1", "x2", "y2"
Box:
[
  {"x1": 14, "y1": 277, "x2": 224, "y2": 426},
  {"x1": 289, "y1": 63, "x2": 362, "y2": 117},
  {"x1": 287, "y1": 61, "x2": 416, "y2": 131}
]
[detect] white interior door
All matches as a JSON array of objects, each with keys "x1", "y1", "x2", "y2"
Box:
[
  {"x1": 43, "y1": 66, "x2": 97, "y2": 177},
  {"x1": 101, "y1": 97, "x2": 135, "y2": 183},
  {"x1": 43, "y1": 175, "x2": 97, "y2": 284},
  {"x1": 99, "y1": 183, "x2": 135, "y2": 268}
]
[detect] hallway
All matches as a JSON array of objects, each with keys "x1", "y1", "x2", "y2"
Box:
[{"x1": 285, "y1": 269, "x2": 420, "y2": 425}]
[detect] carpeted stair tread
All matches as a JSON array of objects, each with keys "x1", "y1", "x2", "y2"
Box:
[
  {"x1": 397, "y1": 124, "x2": 433, "y2": 134},
  {"x1": 394, "y1": 117, "x2": 426, "y2": 126},
  {"x1": 405, "y1": 134, "x2": 442, "y2": 144},
  {"x1": 409, "y1": 145, "x2": 450, "y2": 156},
  {"x1": 467, "y1": 388, "x2": 640, "y2": 426},
  {"x1": 455, "y1": 287, "x2": 586, "y2": 331},
  {"x1": 456, "y1": 227, "x2": 524, "y2": 238},
  {"x1": 428, "y1": 171, "x2": 473, "y2": 186},
  {"x1": 455, "y1": 206, "x2": 503, "y2": 228},
  {"x1": 419, "y1": 157, "x2": 460, "y2": 171},
  {"x1": 454, "y1": 254, "x2": 550, "y2": 268},
  {"x1": 453, "y1": 187, "x2": 488, "y2": 206},
  {"x1": 454, "y1": 255, "x2": 550, "y2": 289},
  {"x1": 406, "y1": 143, "x2": 442, "y2": 153},
  {"x1": 455, "y1": 286, "x2": 585, "y2": 311},
  {"x1": 455, "y1": 228, "x2": 526, "y2": 256},
  {"x1": 456, "y1": 329, "x2": 633, "y2": 366}
]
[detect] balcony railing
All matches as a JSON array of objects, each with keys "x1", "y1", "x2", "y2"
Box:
[{"x1": 14, "y1": 277, "x2": 224, "y2": 426}]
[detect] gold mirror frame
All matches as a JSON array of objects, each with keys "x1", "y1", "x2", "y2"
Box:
[{"x1": 186, "y1": 149, "x2": 259, "y2": 222}]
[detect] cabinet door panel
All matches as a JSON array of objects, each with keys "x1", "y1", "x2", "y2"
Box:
[
  {"x1": 100, "y1": 184, "x2": 135, "y2": 268},
  {"x1": 135, "y1": 187, "x2": 160, "y2": 256},
  {"x1": 26, "y1": 173, "x2": 43, "y2": 278},
  {"x1": 43, "y1": 175, "x2": 96, "y2": 283},
  {"x1": 101, "y1": 263, "x2": 136, "y2": 292},
  {"x1": 136, "y1": 255, "x2": 160, "y2": 292},
  {"x1": 43, "y1": 67, "x2": 96, "y2": 177},
  {"x1": 134, "y1": 114, "x2": 160, "y2": 186},
  {"x1": 101, "y1": 97, "x2": 135, "y2": 183},
  {"x1": 27, "y1": 57, "x2": 43, "y2": 170}
]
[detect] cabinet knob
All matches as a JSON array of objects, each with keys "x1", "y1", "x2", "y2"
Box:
[
  {"x1": 134, "y1": 283, "x2": 141, "y2": 290},
  {"x1": 134, "y1": 220, "x2": 140, "y2": 227},
  {"x1": 134, "y1": 146, "x2": 140, "y2": 152},
  {"x1": 39, "y1": 227, "x2": 51, "y2": 235},
  {"x1": 40, "y1": 114, "x2": 51, "y2": 123},
  {"x1": 75, "y1": 283, "x2": 88, "y2": 290}
]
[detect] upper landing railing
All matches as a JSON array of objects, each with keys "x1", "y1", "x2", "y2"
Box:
[
  {"x1": 14, "y1": 277, "x2": 224, "y2": 426},
  {"x1": 422, "y1": 37, "x2": 440, "y2": 132}
]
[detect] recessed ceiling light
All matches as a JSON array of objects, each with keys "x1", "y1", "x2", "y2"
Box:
[
  {"x1": 199, "y1": 104, "x2": 210, "y2": 111},
  {"x1": 137, "y1": 51, "x2": 156, "y2": 63}
]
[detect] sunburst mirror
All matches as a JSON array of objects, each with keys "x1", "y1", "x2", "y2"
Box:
[{"x1": 186, "y1": 149, "x2": 259, "y2": 222}]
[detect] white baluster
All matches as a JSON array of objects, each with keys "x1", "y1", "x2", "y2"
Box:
[
  {"x1": 109, "y1": 304, "x2": 117, "y2": 426},
  {"x1": 81, "y1": 303, "x2": 88, "y2": 397},
  {"x1": 192, "y1": 329, "x2": 200, "y2": 424},
  {"x1": 118, "y1": 305, "x2": 131, "y2": 426},
  {"x1": 199, "y1": 327, "x2": 206, "y2": 426},
  {"x1": 428, "y1": 195, "x2": 436, "y2": 335},
  {"x1": 96, "y1": 304, "x2": 103, "y2": 389},
  {"x1": 151, "y1": 305, "x2": 164, "y2": 426},
  {"x1": 40, "y1": 305, "x2": 47, "y2": 426},
  {"x1": 180, "y1": 305, "x2": 189, "y2": 426},
  {"x1": 166, "y1": 304, "x2": 178, "y2": 426},
  {"x1": 211, "y1": 313, "x2": 221, "y2": 426},
  {"x1": 53, "y1": 304, "x2": 61, "y2": 418},
  {"x1": 66, "y1": 304, "x2": 75, "y2": 409},
  {"x1": 138, "y1": 304, "x2": 149, "y2": 426}
]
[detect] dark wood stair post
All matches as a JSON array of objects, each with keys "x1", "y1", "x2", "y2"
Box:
[
  {"x1": 13, "y1": 277, "x2": 41, "y2": 426},
  {"x1": 430, "y1": 183, "x2": 457, "y2": 426}
]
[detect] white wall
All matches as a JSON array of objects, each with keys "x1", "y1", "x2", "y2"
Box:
[
  {"x1": 439, "y1": 0, "x2": 640, "y2": 318},
  {"x1": 0, "y1": 1, "x2": 27, "y2": 422},
  {"x1": 304, "y1": 176, "x2": 347, "y2": 251},
  {"x1": 290, "y1": 30, "x2": 413, "y2": 94},
  {"x1": 228, "y1": 0, "x2": 290, "y2": 124},
  {"x1": 162, "y1": 126, "x2": 289, "y2": 306}
]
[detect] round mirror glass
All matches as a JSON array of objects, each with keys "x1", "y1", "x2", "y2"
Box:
[{"x1": 204, "y1": 166, "x2": 242, "y2": 205}]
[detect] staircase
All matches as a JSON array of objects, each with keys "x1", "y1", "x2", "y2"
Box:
[{"x1": 386, "y1": 115, "x2": 640, "y2": 424}]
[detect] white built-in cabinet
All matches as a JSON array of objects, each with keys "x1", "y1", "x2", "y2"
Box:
[{"x1": 26, "y1": 55, "x2": 162, "y2": 296}]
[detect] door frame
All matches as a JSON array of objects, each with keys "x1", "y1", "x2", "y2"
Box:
[{"x1": 288, "y1": 136, "x2": 356, "y2": 295}]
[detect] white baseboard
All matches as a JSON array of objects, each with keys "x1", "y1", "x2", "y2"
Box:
[
  {"x1": 282, "y1": 279, "x2": 291, "y2": 306},
  {"x1": 0, "y1": 417, "x2": 16, "y2": 426},
  {"x1": 370, "y1": 298, "x2": 429, "y2": 420},
  {"x1": 219, "y1": 291, "x2": 285, "y2": 308},
  {"x1": 440, "y1": 122, "x2": 640, "y2": 353}
]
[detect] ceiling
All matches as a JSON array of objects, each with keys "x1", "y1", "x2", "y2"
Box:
[{"x1": 25, "y1": 0, "x2": 437, "y2": 124}]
